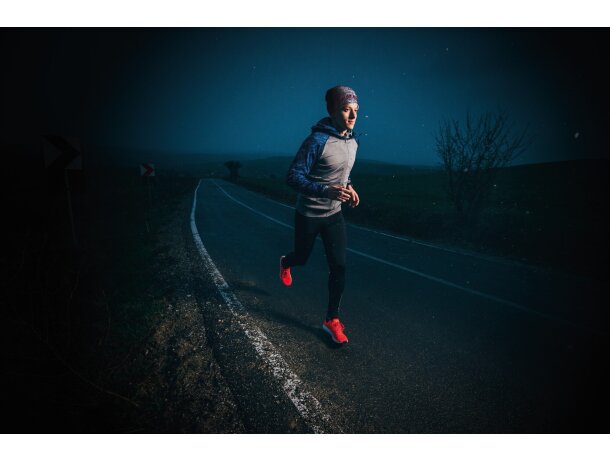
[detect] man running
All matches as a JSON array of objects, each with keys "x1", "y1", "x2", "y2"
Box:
[{"x1": 279, "y1": 85, "x2": 361, "y2": 344}]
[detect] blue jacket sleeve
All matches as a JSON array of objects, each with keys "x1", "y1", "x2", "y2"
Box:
[{"x1": 286, "y1": 134, "x2": 328, "y2": 198}]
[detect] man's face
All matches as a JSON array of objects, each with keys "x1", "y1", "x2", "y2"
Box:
[{"x1": 331, "y1": 102, "x2": 359, "y2": 133}]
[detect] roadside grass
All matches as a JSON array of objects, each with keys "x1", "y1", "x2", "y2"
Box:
[
  {"x1": 77, "y1": 169, "x2": 198, "y2": 372},
  {"x1": 6, "y1": 164, "x2": 200, "y2": 431},
  {"x1": 229, "y1": 158, "x2": 609, "y2": 279}
]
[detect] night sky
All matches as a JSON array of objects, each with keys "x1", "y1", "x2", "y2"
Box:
[{"x1": 1, "y1": 28, "x2": 608, "y2": 165}]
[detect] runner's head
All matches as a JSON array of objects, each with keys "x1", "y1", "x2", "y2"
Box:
[{"x1": 325, "y1": 85, "x2": 359, "y2": 134}]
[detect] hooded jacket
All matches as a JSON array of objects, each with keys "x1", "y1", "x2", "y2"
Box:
[{"x1": 286, "y1": 117, "x2": 359, "y2": 217}]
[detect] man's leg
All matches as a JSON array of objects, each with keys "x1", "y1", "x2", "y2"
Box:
[
  {"x1": 320, "y1": 211, "x2": 347, "y2": 320},
  {"x1": 282, "y1": 210, "x2": 321, "y2": 269}
]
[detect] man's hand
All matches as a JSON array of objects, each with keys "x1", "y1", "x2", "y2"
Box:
[
  {"x1": 346, "y1": 184, "x2": 360, "y2": 207},
  {"x1": 326, "y1": 184, "x2": 352, "y2": 202}
]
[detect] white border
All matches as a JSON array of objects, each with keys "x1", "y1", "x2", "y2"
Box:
[
  {"x1": 2, "y1": 434, "x2": 609, "y2": 459},
  {"x1": 1, "y1": 1, "x2": 608, "y2": 26}
]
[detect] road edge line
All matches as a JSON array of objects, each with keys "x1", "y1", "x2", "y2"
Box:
[{"x1": 190, "y1": 178, "x2": 334, "y2": 433}]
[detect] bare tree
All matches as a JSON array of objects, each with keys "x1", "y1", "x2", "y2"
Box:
[
  {"x1": 224, "y1": 160, "x2": 242, "y2": 181},
  {"x1": 435, "y1": 110, "x2": 532, "y2": 225}
]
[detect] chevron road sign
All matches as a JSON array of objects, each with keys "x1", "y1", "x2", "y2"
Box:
[
  {"x1": 43, "y1": 135, "x2": 82, "y2": 171},
  {"x1": 140, "y1": 163, "x2": 155, "y2": 177}
]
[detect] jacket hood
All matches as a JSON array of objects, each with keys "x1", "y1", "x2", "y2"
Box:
[{"x1": 311, "y1": 116, "x2": 357, "y2": 140}]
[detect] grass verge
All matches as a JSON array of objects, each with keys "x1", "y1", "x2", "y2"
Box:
[{"x1": 4, "y1": 168, "x2": 242, "y2": 432}]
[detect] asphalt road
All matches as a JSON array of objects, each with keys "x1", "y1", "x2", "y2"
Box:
[{"x1": 193, "y1": 178, "x2": 609, "y2": 433}]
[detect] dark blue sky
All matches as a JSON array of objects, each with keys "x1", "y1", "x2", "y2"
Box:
[{"x1": 2, "y1": 28, "x2": 607, "y2": 165}]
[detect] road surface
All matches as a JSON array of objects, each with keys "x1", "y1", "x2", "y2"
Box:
[{"x1": 190, "y1": 178, "x2": 609, "y2": 433}]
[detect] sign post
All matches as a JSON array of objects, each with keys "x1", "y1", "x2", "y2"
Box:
[
  {"x1": 64, "y1": 168, "x2": 76, "y2": 245},
  {"x1": 43, "y1": 135, "x2": 82, "y2": 246},
  {"x1": 140, "y1": 163, "x2": 155, "y2": 232}
]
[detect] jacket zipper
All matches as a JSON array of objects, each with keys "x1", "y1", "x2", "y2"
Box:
[{"x1": 343, "y1": 138, "x2": 350, "y2": 184}]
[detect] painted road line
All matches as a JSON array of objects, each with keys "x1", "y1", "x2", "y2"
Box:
[
  {"x1": 211, "y1": 179, "x2": 581, "y2": 331},
  {"x1": 216, "y1": 179, "x2": 514, "y2": 263},
  {"x1": 215, "y1": 182, "x2": 292, "y2": 229},
  {"x1": 345, "y1": 247, "x2": 572, "y2": 326},
  {"x1": 191, "y1": 179, "x2": 334, "y2": 434}
]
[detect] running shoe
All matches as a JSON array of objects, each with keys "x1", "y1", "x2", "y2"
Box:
[
  {"x1": 280, "y1": 255, "x2": 292, "y2": 286},
  {"x1": 322, "y1": 318, "x2": 348, "y2": 344}
]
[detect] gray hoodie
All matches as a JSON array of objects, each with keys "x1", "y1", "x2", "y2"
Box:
[{"x1": 286, "y1": 117, "x2": 359, "y2": 217}]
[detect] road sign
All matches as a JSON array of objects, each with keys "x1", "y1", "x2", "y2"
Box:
[
  {"x1": 43, "y1": 135, "x2": 82, "y2": 170},
  {"x1": 140, "y1": 163, "x2": 155, "y2": 177}
]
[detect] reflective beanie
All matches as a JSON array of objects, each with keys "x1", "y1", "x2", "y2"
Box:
[{"x1": 325, "y1": 85, "x2": 359, "y2": 115}]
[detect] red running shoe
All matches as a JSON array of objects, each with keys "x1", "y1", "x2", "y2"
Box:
[
  {"x1": 280, "y1": 255, "x2": 292, "y2": 286},
  {"x1": 322, "y1": 318, "x2": 348, "y2": 344}
]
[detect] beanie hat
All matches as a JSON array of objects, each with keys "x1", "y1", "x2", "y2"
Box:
[{"x1": 325, "y1": 85, "x2": 359, "y2": 115}]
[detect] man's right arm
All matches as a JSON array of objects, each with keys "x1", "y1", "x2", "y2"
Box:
[{"x1": 285, "y1": 134, "x2": 328, "y2": 198}]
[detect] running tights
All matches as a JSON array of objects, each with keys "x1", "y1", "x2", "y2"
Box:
[{"x1": 282, "y1": 209, "x2": 346, "y2": 320}]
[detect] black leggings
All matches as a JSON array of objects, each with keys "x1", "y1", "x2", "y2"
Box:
[{"x1": 282, "y1": 209, "x2": 347, "y2": 320}]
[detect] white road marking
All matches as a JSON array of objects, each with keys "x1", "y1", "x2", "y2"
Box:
[
  {"x1": 211, "y1": 179, "x2": 574, "y2": 328},
  {"x1": 219, "y1": 179, "x2": 508, "y2": 262},
  {"x1": 346, "y1": 247, "x2": 571, "y2": 325},
  {"x1": 346, "y1": 222, "x2": 495, "y2": 259},
  {"x1": 191, "y1": 179, "x2": 333, "y2": 434},
  {"x1": 215, "y1": 183, "x2": 292, "y2": 229}
]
